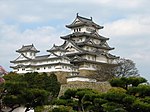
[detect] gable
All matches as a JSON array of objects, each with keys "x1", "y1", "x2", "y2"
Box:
[
  {"x1": 49, "y1": 53, "x2": 59, "y2": 58},
  {"x1": 71, "y1": 55, "x2": 83, "y2": 62},
  {"x1": 102, "y1": 42, "x2": 109, "y2": 47},
  {"x1": 87, "y1": 40, "x2": 94, "y2": 45},
  {"x1": 64, "y1": 41, "x2": 82, "y2": 53},
  {"x1": 72, "y1": 18, "x2": 82, "y2": 25},
  {"x1": 14, "y1": 54, "x2": 30, "y2": 62}
]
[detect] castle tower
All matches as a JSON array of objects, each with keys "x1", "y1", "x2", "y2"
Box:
[
  {"x1": 60, "y1": 14, "x2": 118, "y2": 72},
  {"x1": 16, "y1": 44, "x2": 39, "y2": 58},
  {"x1": 10, "y1": 44, "x2": 40, "y2": 73}
]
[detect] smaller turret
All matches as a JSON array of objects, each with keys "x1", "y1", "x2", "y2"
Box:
[
  {"x1": 47, "y1": 44, "x2": 68, "y2": 56},
  {"x1": 16, "y1": 44, "x2": 39, "y2": 58}
]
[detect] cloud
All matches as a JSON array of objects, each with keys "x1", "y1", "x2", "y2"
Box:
[
  {"x1": 0, "y1": 22, "x2": 64, "y2": 71},
  {"x1": 0, "y1": 0, "x2": 148, "y2": 24},
  {"x1": 18, "y1": 15, "x2": 42, "y2": 23},
  {"x1": 102, "y1": 16, "x2": 150, "y2": 37}
]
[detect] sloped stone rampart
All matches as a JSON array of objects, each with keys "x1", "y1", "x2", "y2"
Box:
[
  {"x1": 59, "y1": 81, "x2": 111, "y2": 97},
  {"x1": 79, "y1": 70, "x2": 97, "y2": 77},
  {"x1": 47, "y1": 72, "x2": 69, "y2": 84}
]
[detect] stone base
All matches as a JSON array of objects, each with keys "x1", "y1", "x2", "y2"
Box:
[
  {"x1": 47, "y1": 72, "x2": 70, "y2": 84},
  {"x1": 58, "y1": 81, "x2": 111, "y2": 97}
]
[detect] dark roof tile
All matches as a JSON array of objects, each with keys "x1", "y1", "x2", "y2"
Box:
[
  {"x1": 66, "y1": 14, "x2": 103, "y2": 29},
  {"x1": 16, "y1": 44, "x2": 39, "y2": 53}
]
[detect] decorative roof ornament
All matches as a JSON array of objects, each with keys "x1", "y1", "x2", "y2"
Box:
[
  {"x1": 76, "y1": 13, "x2": 79, "y2": 17},
  {"x1": 90, "y1": 17, "x2": 92, "y2": 20}
]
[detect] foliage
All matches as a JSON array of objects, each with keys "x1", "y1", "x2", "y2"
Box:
[
  {"x1": 132, "y1": 99, "x2": 150, "y2": 112},
  {"x1": 53, "y1": 76, "x2": 150, "y2": 112},
  {"x1": 1, "y1": 72, "x2": 60, "y2": 111},
  {"x1": 34, "y1": 106, "x2": 44, "y2": 112},
  {"x1": 22, "y1": 88, "x2": 49, "y2": 109},
  {"x1": 109, "y1": 76, "x2": 147, "y2": 90},
  {"x1": 23, "y1": 72, "x2": 60, "y2": 98},
  {"x1": 128, "y1": 77, "x2": 147, "y2": 86},
  {"x1": 128, "y1": 85, "x2": 150, "y2": 97},
  {"x1": 3, "y1": 72, "x2": 23, "y2": 82},
  {"x1": 53, "y1": 89, "x2": 99, "y2": 112},
  {"x1": 52, "y1": 105, "x2": 73, "y2": 112},
  {"x1": 102, "y1": 102, "x2": 125, "y2": 112}
]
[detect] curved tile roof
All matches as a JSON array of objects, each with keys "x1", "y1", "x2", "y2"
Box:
[
  {"x1": 66, "y1": 14, "x2": 103, "y2": 29},
  {"x1": 16, "y1": 44, "x2": 40, "y2": 53}
]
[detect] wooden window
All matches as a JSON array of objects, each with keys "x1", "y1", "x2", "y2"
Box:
[
  {"x1": 22, "y1": 68, "x2": 25, "y2": 71},
  {"x1": 79, "y1": 28, "x2": 81, "y2": 31}
]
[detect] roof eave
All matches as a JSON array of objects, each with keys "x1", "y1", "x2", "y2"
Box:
[{"x1": 16, "y1": 50, "x2": 40, "y2": 53}]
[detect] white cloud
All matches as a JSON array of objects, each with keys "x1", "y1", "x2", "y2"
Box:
[
  {"x1": 0, "y1": 22, "x2": 64, "y2": 71},
  {"x1": 102, "y1": 16, "x2": 150, "y2": 37},
  {"x1": 18, "y1": 15, "x2": 42, "y2": 23},
  {"x1": 130, "y1": 52, "x2": 150, "y2": 61}
]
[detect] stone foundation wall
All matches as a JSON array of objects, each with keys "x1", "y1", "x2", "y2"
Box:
[
  {"x1": 47, "y1": 70, "x2": 97, "y2": 84},
  {"x1": 47, "y1": 72, "x2": 70, "y2": 84},
  {"x1": 46, "y1": 70, "x2": 100, "y2": 84},
  {"x1": 79, "y1": 70, "x2": 97, "y2": 77},
  {"x1": 58, "y1": 81, "x2": 111, "y2": 97}
]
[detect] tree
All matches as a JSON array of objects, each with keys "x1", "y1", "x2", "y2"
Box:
[
  {"x1": 22, "y1": 88, "x2": 49, "y2": 112},
  {"x1": 46, "y1": 73, "x2": 61, "y2": 98},
  {"x1": 114, "y1": 58, "x2": 139, "y2": 77},
  {"x1": 93, "y1": 64, "x2": 116, "y2": 81},
  {"x1": 53, "y1": 89, "x2": 99, "y2": 112},
  {"x1": 1, "y1": 72, "x2": 60, "y2": 111},
  {"x1": 3, "y1": 81, "x2": 28, "y2": 112},
  {"x1": 54, "y1": 76, "x2": 150, "y2": 112},
  {"x1": 23, "y1": 72, "x2": 60, "y2": 99},
  {"x1": 52, "y1": 105, "x2": 73, "y2": 112},
  {"x1": 109, "y1": 77, "x2": 147, "y2": 90},
  {"x1": 93, "y1": 58, "x2": 139, "y2": 81}
]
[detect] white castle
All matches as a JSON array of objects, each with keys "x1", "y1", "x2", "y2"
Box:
[{"x1": 10, "y1": 14, "x2": 118, "y2": 82}]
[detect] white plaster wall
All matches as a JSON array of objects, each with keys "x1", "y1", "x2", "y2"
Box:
[
  {"x1": 96, "y1": 56, "x2": 107, "y2": 63},
  {"x1": 67, "y1": 77, "x2": 96, "y2": 82},
  {"x1": 93, "y1": 39, "x2": 100, "y2": 44}
]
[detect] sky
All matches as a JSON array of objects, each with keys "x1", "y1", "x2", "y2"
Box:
[{"x1": 0, "y1": 0, "x2": 150, "y2": 82}]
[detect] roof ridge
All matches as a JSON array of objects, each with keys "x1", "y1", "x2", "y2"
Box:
[
  {"x1": 23, "y1": 44, "x2": 33, "y2": 47},
  {"x1": 36, "y1": 54, "x2": 50, "y2": 57},
  {"x1": 77, "y1": 15, "x2": 92, "y2": 21}
]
